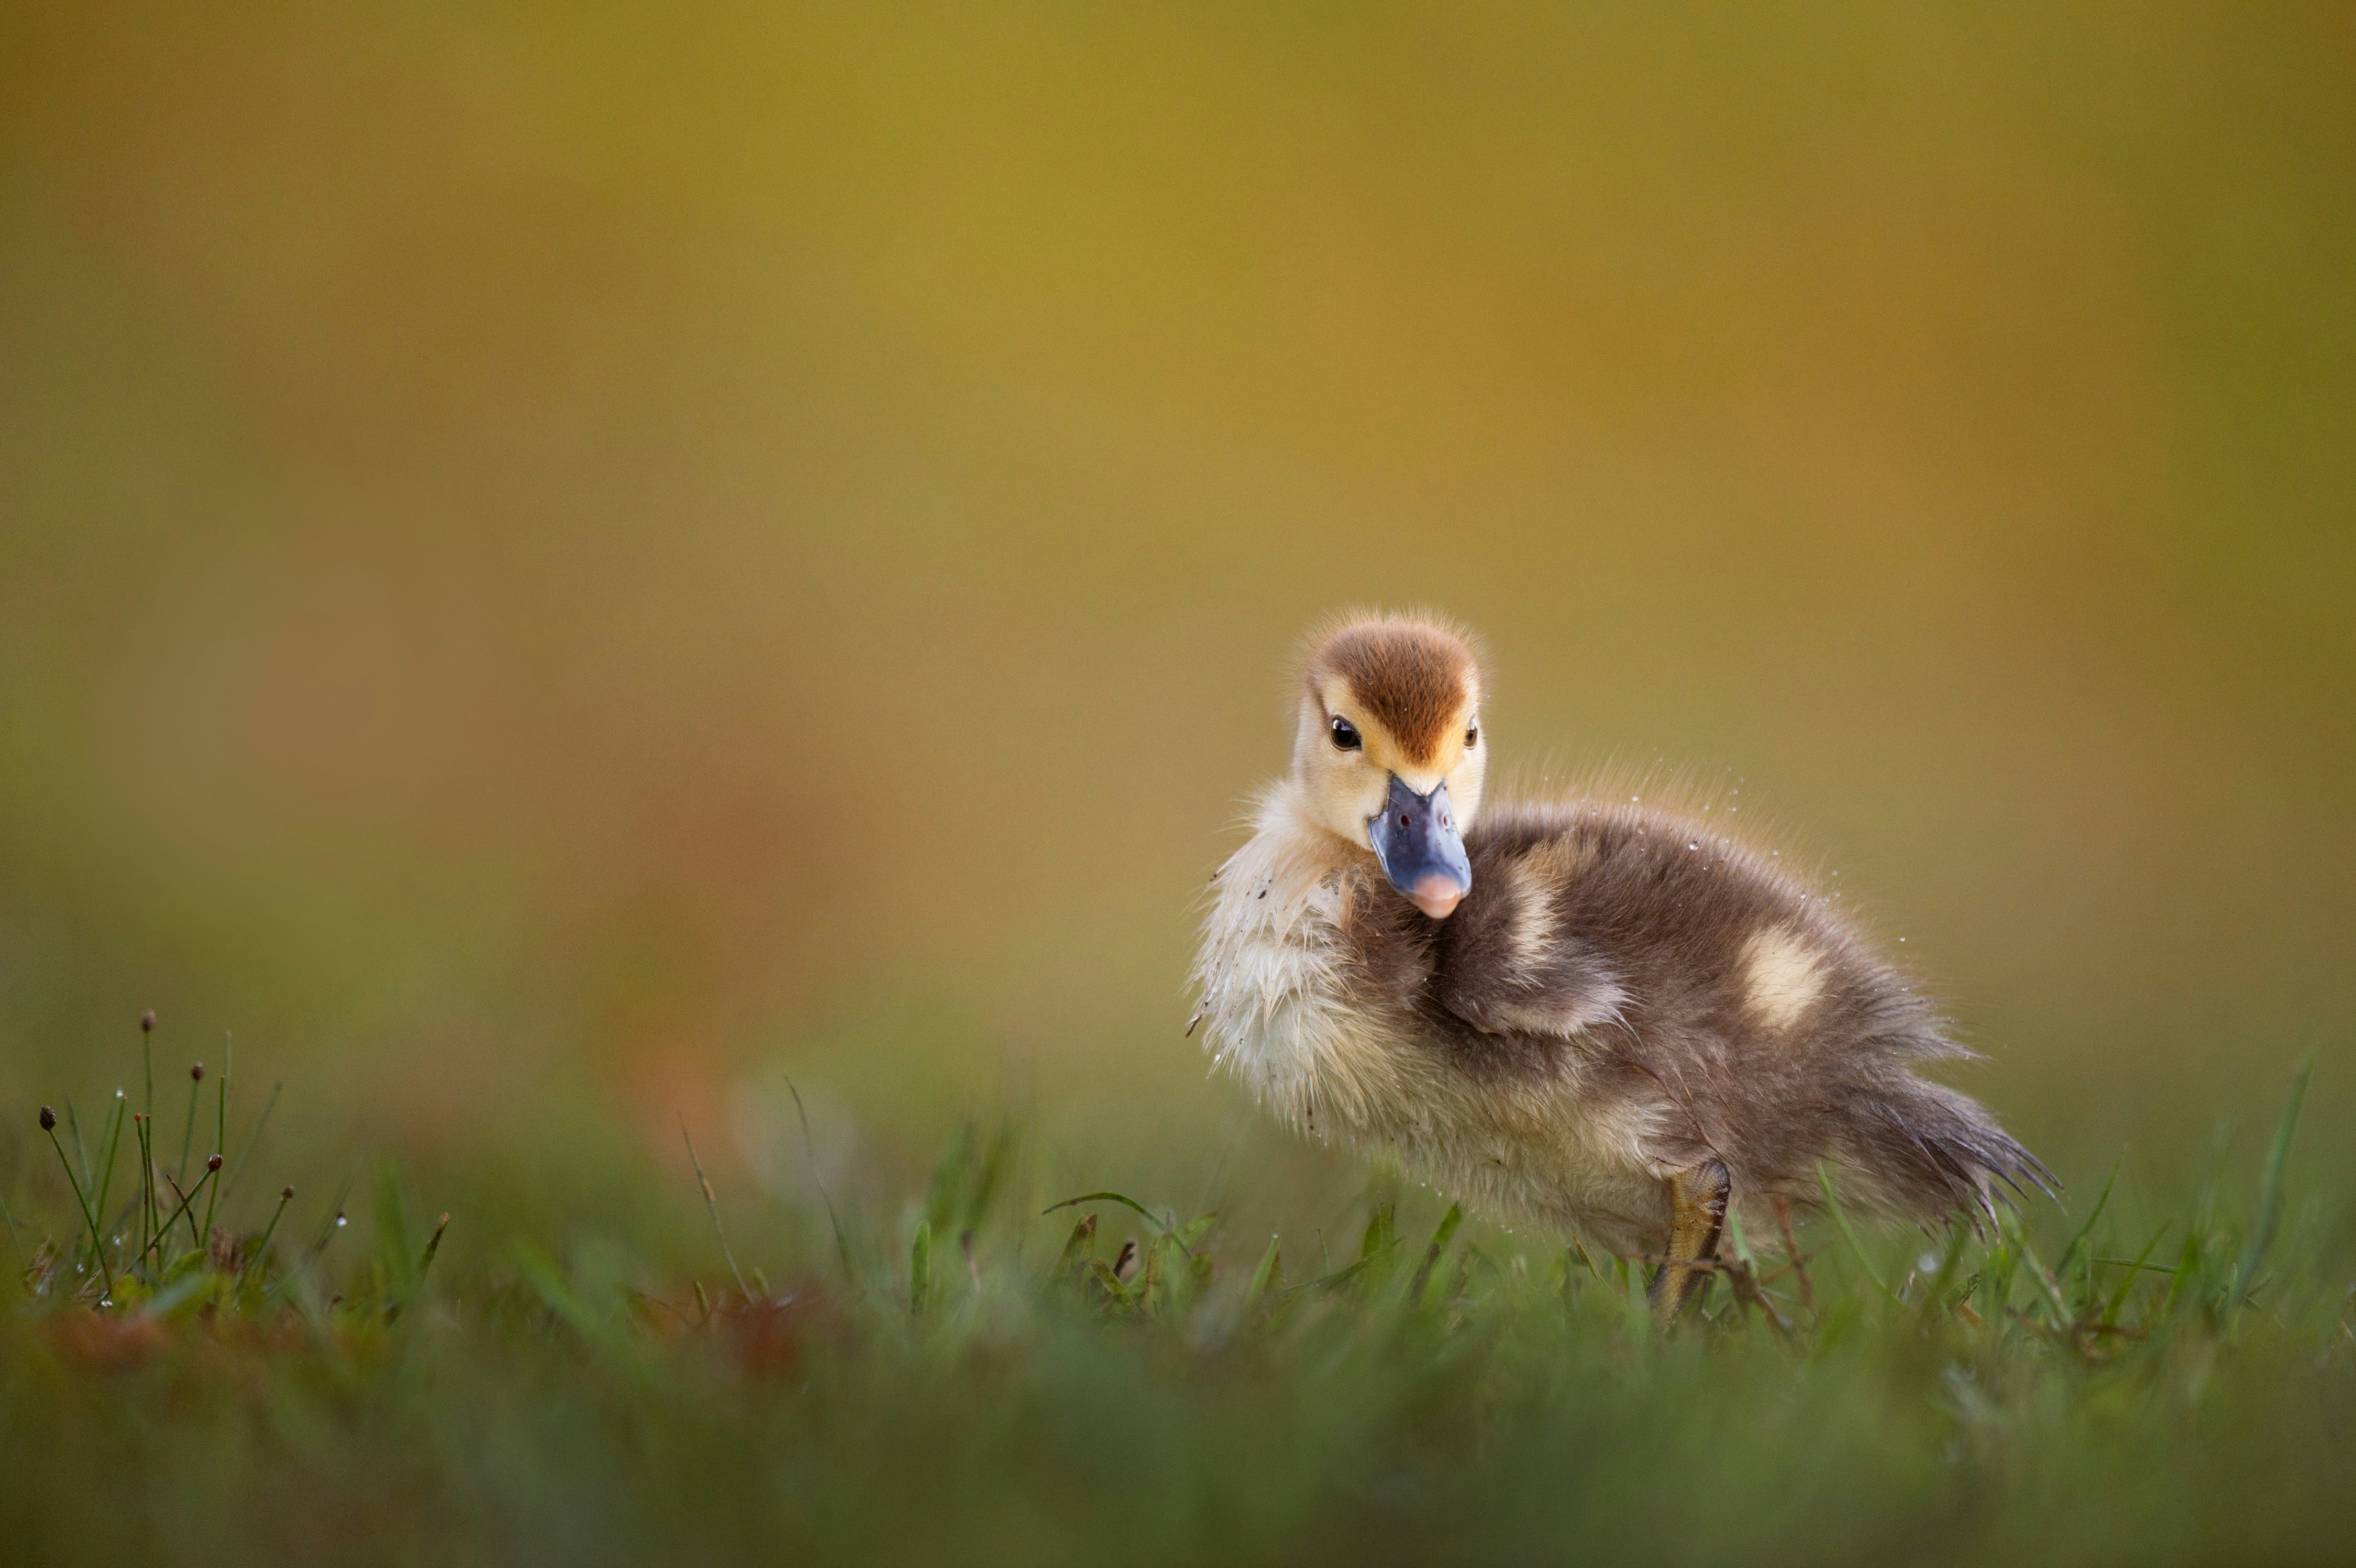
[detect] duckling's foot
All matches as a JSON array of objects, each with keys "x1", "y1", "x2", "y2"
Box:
[{"x1": 1646, "y1": 1159, "x2": 1730, "y2": 1322}]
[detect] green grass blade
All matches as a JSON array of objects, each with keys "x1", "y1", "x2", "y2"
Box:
[
  {"x1": 2017, "y1": 1238, "x2": 2072, "y2": 1325},
  {"x1": 923, "y1": 1124, "x2": 971, "y2": 1237},
  {"x1": 909, "y1": 1221, "x2": 932, "y2": 1317},
  {"x1": 2053, "y1": 1155, "x2": 2120, "y2": 1282},
  {"x1": 1815, "y1": 1163, "x2": 1894, "y2": 1301},
  {"x1": 1724, "y1": 1208, "x2": 1759, "y2": 1271},
  {"x1": 417, "y1": 1211, "x2": 450, "y2": 1283},
  {"x1": 2100, "y1": 1223, "x2": 2171, "y2": 1325},
  {"x1": 1053, "y1": 1211, "x2": 1098, "y2": 1279},
  {"x1": 2161, "y1": 1232, "x2": 2202, "y2": 1319},
  {"x1": 1085, "y1": 1258, "x2": 1136, "y2": 1310},
  {"x1": 1044, "y1": 1190, "x2": 1214, "y2": 1257},
  {"x1": 1410, "y1": 1203, "x2": 1463, "y2": 1301},
  {"x1": 2229, "y1": 1055, "x2": 2311, "y2": 1312},
  {"x1": 1918, "y1": 1223, "x2": 1973, "y2": 1320},
  {"x1": 785, "y1": 1077, "x2": 858, "y2": 1291},
  {"x1": 1243, "y1": 1234, "x2": 1281, "y2": 1307}
]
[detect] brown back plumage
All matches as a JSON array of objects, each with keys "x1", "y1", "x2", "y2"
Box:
[
  {"x1": 1304, "y1": 619, "x2": 1477, "y2": 766},
  {"x1": 1422, "y1": 799, "x2": 2053, "y2": 1229}
]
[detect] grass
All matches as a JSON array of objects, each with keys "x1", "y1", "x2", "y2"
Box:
[{"x1": 0, "y1": 1040, "x2": 2349, "y2": 1567}]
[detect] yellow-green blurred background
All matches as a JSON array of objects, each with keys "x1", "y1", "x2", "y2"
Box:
[{"x1": 4, "y1": 2, "x2": 2350, "y2": 1193}]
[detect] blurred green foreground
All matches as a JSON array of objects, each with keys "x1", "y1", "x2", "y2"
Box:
[{"x1": 0, "y1": 1046, "x2": 2347, "y2": 1565}]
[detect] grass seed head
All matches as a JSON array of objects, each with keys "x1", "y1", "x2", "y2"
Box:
[
  {"x1": 191, "y1": 1062, "x2": 204, "y2": 1081},
  {"x1": 282, "y1": 1185, "x2": 295, "y2": 1200},
  {"x1": 207, "y1": 1153, "x2": 223, "y2": 1172},
  {"x1": 39, "y1": 1106, "x2": 56, "y2": 1131},
  {"x1": 140, "y1": 1010, "x2": 156, "y2": 1033}
]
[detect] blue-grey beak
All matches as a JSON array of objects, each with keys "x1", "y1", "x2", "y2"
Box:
[{"x1": 1367, "y1": 774, "x2": 1471, "y2": 919}]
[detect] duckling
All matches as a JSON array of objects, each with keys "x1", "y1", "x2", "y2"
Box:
[{"x1": 1190, "y1": 611, "x2": 2049, "y2": 1316}]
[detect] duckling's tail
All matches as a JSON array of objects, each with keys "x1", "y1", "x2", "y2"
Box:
[{"x1": 1844, "y1": 1078, "x2": 2057, "y2": 1233}]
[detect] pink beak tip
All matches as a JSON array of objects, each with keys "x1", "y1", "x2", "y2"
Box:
[{"x1": 1411, "y1": 876, "x2": 1466, "y2": 919}]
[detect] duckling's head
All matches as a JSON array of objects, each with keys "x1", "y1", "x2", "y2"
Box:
[{"x1": 1293, "y1": 613, "x2": 1487, "y2": 919}]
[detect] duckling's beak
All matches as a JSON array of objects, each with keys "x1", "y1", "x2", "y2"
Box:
[{"x1": 1367, "y1": 774, "x2": 1472, "y2": 919}]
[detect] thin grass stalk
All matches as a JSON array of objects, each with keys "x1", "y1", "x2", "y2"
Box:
[
  {"x1": 41, "y1": 1110, "x2": 113, "y2": 1299},
  {"x1": 1772, "y1": 1193, "x2": 1813, "y2": 1311},
  {"x1": 239, "y1": 1186, "x2": 294, "y2": 1290},
  {"x1": 94, "y1": 1092, "x2": 127, "y2": 1257},
  {"x1": 152, "y1": 1165, "x2": 220, "y2": 1262},
  {"x1": 66, "y1": 1099, "x2": 93, "y2": 1194},
  {"x1": 201, "y1": 1037, "x2": 231, "y2": 1245},
  {"x1": 143, "y1": 1114, "x2": 163, "y2": 1264},
  {"x1": 787, "y1": 1076, "x2": 858, "y2": 1291},
  {"x1": 267, "y1": 1195, "x2": 352, "y2": 1308},
  {"x1": 304, "y1": 1172, "x2": 357, "y2": 1268},
  {"x1": 221, "y1": 1081, "x2": 282, "y2": 1205},
  {"x1": 417, "y1": 1212, "x2": 450, "y2": 1282},
  {"x1": 680, "y1": 1120, "x2": 750, "y2": 1300},
  {"x1": 132, "y1": 1113, "x2": 152, "y2": 1265},
  {"x1": 176, "y1": 1064, "x2": 202, "y2": 1184}
]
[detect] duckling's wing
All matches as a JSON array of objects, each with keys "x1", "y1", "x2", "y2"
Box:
[{"x1": 1429, "y1": 847, "x2": 1627, "y2": 1040}]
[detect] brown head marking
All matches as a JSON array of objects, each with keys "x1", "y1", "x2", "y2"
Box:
[{"x1": 1307, "y1": 619, "x2": 1478, "y2": 766}]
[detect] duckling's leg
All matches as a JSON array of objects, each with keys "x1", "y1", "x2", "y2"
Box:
[{"x1": 1646, "y1": 1159, "x2": 1730, "y2": 1321}]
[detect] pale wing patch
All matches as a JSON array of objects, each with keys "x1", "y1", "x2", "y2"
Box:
[
  {"x1": 1499, "y1": 855, "x2": 1556, "y2": 971},
  {"x1": 1742, "y1": 925, "x2": 1826, "y2": 1031},
  {"x1": 1500, "y1": 835, "x2": 1592, "y2": 973},
  {"x1": 1480, "y1": 985, "x2": 1628, "y2": 1039},
  {"x1": 1445, "y1": 834, "x2": 1622, "y2": 1040}
]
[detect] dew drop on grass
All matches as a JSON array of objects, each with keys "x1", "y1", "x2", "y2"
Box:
[
  {"x1": 1918, "y1": 1252, "x2": 1940, "y2": 1274},
  {"x1": 336, "y1": 1214, "x2": 348, "y2": 1228}
]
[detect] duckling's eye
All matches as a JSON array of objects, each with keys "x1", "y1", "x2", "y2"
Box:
[
  {"x1": 1329, "y1": 715, "x2": 1362, "y2": 752},
  {"x1": 1465, "y1": 723, "x2": 1479, "y2": 748}
]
